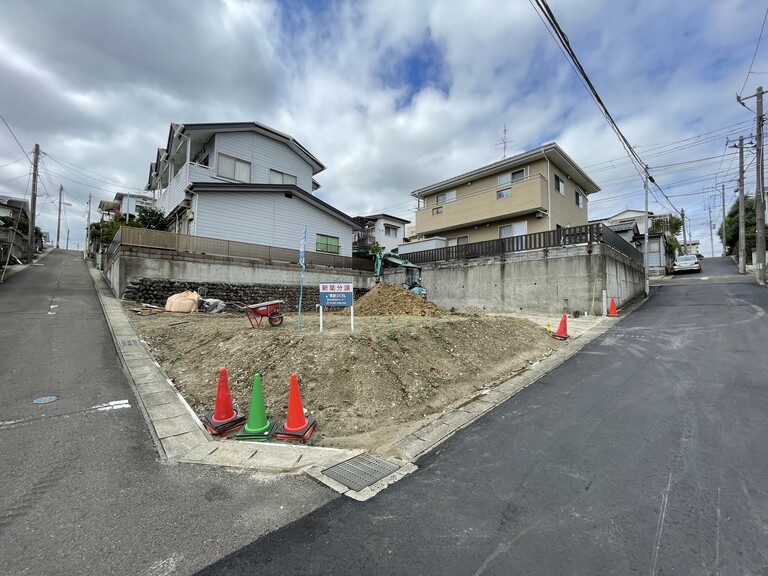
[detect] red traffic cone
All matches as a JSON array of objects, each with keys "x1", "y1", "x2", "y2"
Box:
[
  {"x1": 552, "y1": 313, "x2": 570, "y2": 340},
  {"x1": 608, "y1": 297, "x2": 619, "y2": 317},
  {"x1": 275, "y1": 373, "x2": 316, "y2": 441},
  {"x1": 202, "y1": 367, "x2": 246, "y2": 435}
]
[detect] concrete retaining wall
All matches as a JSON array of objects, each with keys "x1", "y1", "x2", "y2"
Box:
[
  {"x1": 386, "y1": 244, "x2": 644, "y2": 315},
  {"x1": 104, "y1": 246, "x2": 374, "y2": 298},
  {"x1": 104, "y1": 243, "x2": 644, "y2": 316}
]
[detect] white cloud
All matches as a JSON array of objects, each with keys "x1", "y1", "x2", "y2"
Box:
[{"x1": 0, "y1": 0, "x2": 766, "y2": 255}]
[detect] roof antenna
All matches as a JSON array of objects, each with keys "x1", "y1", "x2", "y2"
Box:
[{"x1": 497, "y1": 124, "x2": 514, "y2": 159}]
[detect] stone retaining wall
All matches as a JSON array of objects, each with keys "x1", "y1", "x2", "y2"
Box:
[{"x1": 121, "y1": 277, "x2": 368, "y2": 312}]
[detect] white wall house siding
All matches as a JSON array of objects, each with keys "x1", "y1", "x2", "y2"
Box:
[
  {"x1": 195, "y1": 191, "x2": 354, "y2": 256},
  {"x1": 212, "y1": 133, "x2": 315, "y2": 193}
]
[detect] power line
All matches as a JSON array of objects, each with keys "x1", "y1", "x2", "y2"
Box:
[
  {"x1": 530, "y1": 0, "x2": 679, "y2": 215},
  {"x1": 0, "y1": 113, "x2": 31, "y2": 163},
  {"x1": 739, "y1": 6, "x2": 768, "y2": 97}
]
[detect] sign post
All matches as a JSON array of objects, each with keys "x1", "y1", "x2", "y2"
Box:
[
  {"x1": 319, "y1": 281, "x2": 354, "y2": 332},
  {"x1": 298, "y1": 226, "x2": 306, "y2": 332}
]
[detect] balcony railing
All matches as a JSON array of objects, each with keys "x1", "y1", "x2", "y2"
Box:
[
  {"x1": 158, "y1": 162, "x2": 212, "y2": 216},
  {"x1": 104, "y1": 227, "x2": 373, "y2": 271},
  {"x1": 404, "y1": 224, "x2": 643, "y2": 266}
]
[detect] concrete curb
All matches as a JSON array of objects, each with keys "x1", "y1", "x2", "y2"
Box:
[
  {"x1": 89, "y1": 265, "x2": 362, "y2": 475},
  {"x1": 89, "y1": 263, "x2": 637, "y2": 500}
]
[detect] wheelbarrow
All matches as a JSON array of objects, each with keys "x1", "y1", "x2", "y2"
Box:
[{"x1": 231, "y1": 300, "x2": 285, "y2": 328}]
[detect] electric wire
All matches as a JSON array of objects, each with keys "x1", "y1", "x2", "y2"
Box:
[{"x1": 739, "y1": 5, "x2": 768, "y2": 97}]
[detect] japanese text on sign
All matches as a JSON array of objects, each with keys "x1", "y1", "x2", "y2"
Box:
[{"x1": 319, "y1": 282, "x2": 353, "y2": 307}]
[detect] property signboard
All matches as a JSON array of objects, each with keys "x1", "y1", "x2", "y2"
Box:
[{"x1": 319, "y1": 281, "x2": 353, "y2": 307}]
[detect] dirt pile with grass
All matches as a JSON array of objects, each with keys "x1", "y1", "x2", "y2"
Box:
[{"x1": 125, "y1": 285, "x2": 564, "y2": 452}]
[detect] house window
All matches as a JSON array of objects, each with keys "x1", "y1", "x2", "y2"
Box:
[
  {"x1": 575, "y1": 190, "x2": 583, "y2": 208},
  {"x1": 316, "y1": 234, "x2": 340, "y2": 254},
  {"x1": 384, "y1": 224, "x2": 398, "y2": 237},
  {"x1": 217, "y1": 153, "x2": 251, "y2": 183},
  {"x1": 498, "y1": 170, "x2": 524, "y2": 186},
  {"x1": 432, "y1": 206, "x2": 443, "y2": 215},
  {"x1": 436, "y1": 190, "x2": 456, "y2": 205},
  {"x1": 269, "y1": 169, "x2": 297, "y2": 185},
  {"x1": 500, "y1": 222, "x2": 528, "y2": 238},
  {"x1": 447, "y1": 236, "x2": 469, "y2": 246},
  {"x1": 497, "y1": 188, "x2": 512, "y2": 199},
  {"x1": 555, "y1": 175, "x2": 564, "y2": 195}
]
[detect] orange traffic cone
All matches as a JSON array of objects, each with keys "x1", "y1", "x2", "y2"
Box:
[
  {"x1": 275, "y1": 373, "x2": 316, "y2": 441},
  {"x1": 608, "y1": 297, "x2": 619, "y2": 317},
  {"x1": 552, "y1": 313, "x2": 570, "y2": 340},
  {"x1": 202, "y1": 367, "x2": 246, "y2": 435}
]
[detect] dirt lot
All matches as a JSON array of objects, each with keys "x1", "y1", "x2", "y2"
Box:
[{"x1": 124, "y1": 284, "x2": 568, "y2": 453}]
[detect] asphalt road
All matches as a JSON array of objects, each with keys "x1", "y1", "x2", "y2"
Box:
[
  {"x1": 0, "y1": 250, "x2": 336, "y2": 576},
  {"x1": 198, "y1": 257, "x2": 768, "y2": 575}
]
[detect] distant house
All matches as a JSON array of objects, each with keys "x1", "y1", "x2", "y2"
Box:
[
  {"x1": 608, "y1": 221, "x2": 640, "y2": 247},
  {"x1": 410, "y1": 143, "x2": 600, "y2": 246},
  {"x1": 598, "y1": 214, "x2": 673, "y2": 275},
  {"x1": 113, "y1": 192, "x2": 154, "y2": 219},
  {"x1": 599, "y1": 209, "x2": 674, "y2": 235},
  {"x1": 353, "y1": 213, "x2": 410, "y2": 255},
  {"x1": 0, "y1": 195, "x2": 31, "y2": 262},
  {"x1": 146, "y1": 122, "x2": 360, "y2": 256}
]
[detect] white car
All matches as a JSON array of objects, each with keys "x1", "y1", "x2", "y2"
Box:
[{"x1": 673, "y1": 254, "x2": 701, "y2": 274}]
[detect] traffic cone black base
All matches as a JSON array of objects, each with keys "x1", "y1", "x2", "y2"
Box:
[
  {"x1": 275, "y1": 418, "x2": 316, "y2": 441},
  {"x1": 235, "y1": 419, "x2": 276, "y2": 441},
  {"x1": 202, "y1": 409, "x2": 246, "y2": 435},
  {"x1": 552, "y1": 313, "x2": 570, "y2": 340}
]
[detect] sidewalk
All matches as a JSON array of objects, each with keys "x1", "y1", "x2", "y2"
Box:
[{"x1": 90, "y1": 264, "x2": 632, "y2": 500}]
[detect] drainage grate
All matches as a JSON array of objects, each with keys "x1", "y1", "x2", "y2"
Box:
[
  {"x1": 118, "y1": 339, "x2": 144, "y2": 348},
  {"x1": 322, "y1": 453, "x2": 400, "y2": 492}
]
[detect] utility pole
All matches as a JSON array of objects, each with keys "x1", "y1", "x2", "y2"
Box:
[
  {"x1": 757, "y1": 87, "x2": 766, "y2": 285},
  {"x1": 643, "y1": 173, "x2": 649, "y2": 297},
  {"x1": 84, "y1": 194, "x2": 92, "y2": 259},
  {"x1": 708, "y1": 204, "x2": 714, "y2": 258},
  {"x1": 739, "y1": 87, "x2": 765, "y2": 284},
  {"x1": 739, "y1": 136, "x2": 746, "y2": 273},
  {"x1": 681, "y1": 208, "x2": 687, "y2": 255},
  {"x1": 721, "y1": 184, "x2": 727, "y2": 256},
  {"x1": 26, "y1": 144, "x2": 40, "y2": 263},
  {"x1": 66, "y1": 229, "x2": 70, "y2": 250},
  {"x1": 56, "y1": 184, "x2": 63, "y2": 249}
]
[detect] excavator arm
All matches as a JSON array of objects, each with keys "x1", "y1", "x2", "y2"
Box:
[{"x1": 372, "y1": 252, "x2": 427, "y2": 299}]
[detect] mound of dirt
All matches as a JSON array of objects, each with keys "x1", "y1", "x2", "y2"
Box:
[
  {"x1": 124, "y1": 301, "x2": 564, "y2": 452},
  {"x1": 345, "y1": 283, "x2": 439, "y2": 316}
]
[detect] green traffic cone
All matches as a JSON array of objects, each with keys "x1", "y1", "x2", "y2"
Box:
[{"x1": 236, "y1": 373, "x2": 276, "y2": 441}]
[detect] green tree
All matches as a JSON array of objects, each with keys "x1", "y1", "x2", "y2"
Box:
[
  {"x1": 720, "y1": 196, "x2": 763, "y2": 263},
  {"x1": 136, "y1": 205, "x2": 166, "y2": 230},
  {"x1": 650, "y1": 214, "x2": 683, "y2": 236}
]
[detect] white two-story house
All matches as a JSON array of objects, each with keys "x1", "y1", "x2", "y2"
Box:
[
  {"x1": 146, "y1": 122, "x2": 359, "y2": 256},
  {"x1": 353, "y1": 213, "x2": 411, "y2": 255}
]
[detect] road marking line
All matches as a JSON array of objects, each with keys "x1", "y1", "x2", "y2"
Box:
[
  {"x1": 715, "y1": 487, "x2": 721, "y2": 576},
  {"x1": 0, "y1": 399, "x2": 132, "y2": 429},
  {"x1": 649, "y1": 471, "x2": 673, "y2": 576}
]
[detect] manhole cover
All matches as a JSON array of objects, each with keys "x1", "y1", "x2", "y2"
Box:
[
  {"x1": 33, "y1": 396, "x2": 57, "y2": 404},
  {"x1": 322, "y1": 453, "x2": 400, "y2": 492}
]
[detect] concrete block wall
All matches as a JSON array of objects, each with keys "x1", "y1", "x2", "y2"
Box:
[
  {"x1": 384, "y1": 244, "x2": 644, "y2": 316},
  {"x1": 104, "y1": 246, "x2": 373, "y2": 299},
  {"x1": 105, "y1": 244, "x2": 644, "y2": 317}
]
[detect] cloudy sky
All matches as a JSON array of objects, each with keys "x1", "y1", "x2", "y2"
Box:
[{"x1": 1, "y1": 0, "x2": 766, "y2": 255}]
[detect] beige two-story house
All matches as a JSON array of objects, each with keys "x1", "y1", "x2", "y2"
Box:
[{"x1": 410, "y1": 143, "x2": 600, "y2": 245}]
